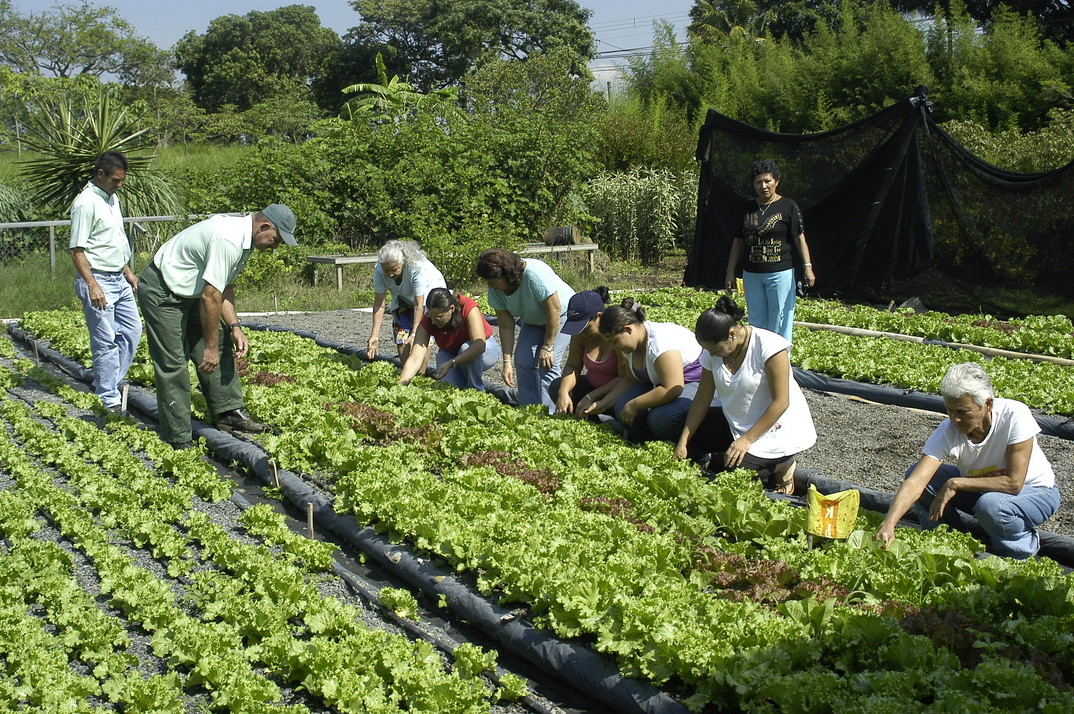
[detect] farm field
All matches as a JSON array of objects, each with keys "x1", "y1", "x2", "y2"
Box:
[
  {"x1": 6, "y1": 291, "x2": 1074, "y2": 712},
  {"x1": 0, "y1": 337, "x2": 542, "y2": 712}
]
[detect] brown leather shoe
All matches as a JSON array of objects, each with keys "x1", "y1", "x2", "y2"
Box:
[{"x1": 215, "y1": 408, "x2": 267, "y2": 434}]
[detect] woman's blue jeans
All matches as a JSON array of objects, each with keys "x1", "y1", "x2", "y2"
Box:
[
  {"x1": 912, "y1": 463, "x2": 1061, "y2": 559},
  {"x1": 515, "y1": 316, "x2": 570, "y2": 413},
  {"x1": 743, "y1": 269, "x2": 796, "y2": 342},
  {"x1": 614, "y1": 381, "x2": 700, "y2": 444},
  {"x1": 434, "y1": 337, "x2": 501, "y2": 391}
]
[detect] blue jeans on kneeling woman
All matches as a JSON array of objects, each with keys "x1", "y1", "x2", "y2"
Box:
[
  {"x1": 434, "y1": 337, "x2": 502, "y2": 391},
  {"x1": 912, "y1": 463, "x2": 1060, "y2": 559},
  {"x1": 613, "y1": 381, "x2": 700, "y2": 444}
]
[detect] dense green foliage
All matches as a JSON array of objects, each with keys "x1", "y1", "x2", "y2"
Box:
[
  {"x1": 173, "y1": 5, "x2": 341, "y2": 114},
  {"x1": 177, "y1": 49, "x2": 603, "y2": 286},
  {"x1": 0, "y1": 0, "x2": 1072, "y2": 302},
  {"x1": 347, "y1": 0, "x2": 595, "y2": 90},
  {"x1": 633, "y1": 2, "x2": 1074, "y2": 138}
]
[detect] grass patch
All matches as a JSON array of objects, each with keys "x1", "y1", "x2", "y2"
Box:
[
  {"x1": 0, "y1": 253, "x2": 82, "y2": 318},
  {"x1": 153, "y1": 143, "x2": 250, "y2": 174}
]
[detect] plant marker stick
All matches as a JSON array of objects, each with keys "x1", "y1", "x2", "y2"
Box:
[
  {"x1": 120, "y1": 384, "x2": 128, "y2": 414},
  {"x1": 270, "y1": 459, "x2": 280, "y2": 489},
  {"x1": 32, "y1": 340, "x2": 39, "y2": 364},
  {"x1": 274, "y1": 295, "x2": 279, "y2": 313},
  {"x1": 307, "y1": 502, "x2": 314, "y2": 539}
]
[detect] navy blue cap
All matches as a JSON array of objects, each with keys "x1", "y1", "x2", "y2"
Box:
[{"x1": 562, "y1": 291, "x2": 606, "y2": 335}]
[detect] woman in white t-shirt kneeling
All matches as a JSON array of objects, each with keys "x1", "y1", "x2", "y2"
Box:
[
  {"x1": 675, "y1": 295, "x2": 816, "y2": 494},
  {"x1": 877, "y1": 362, "x2": 1060, "y2": 559},
  {"x1": 596, "y1": 300, "x2": 706, "y2": 444}
]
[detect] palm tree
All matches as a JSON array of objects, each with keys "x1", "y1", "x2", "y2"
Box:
[
  {"x1": 17, "y1": 85, "x2": 183, "y2": 217},
  {"x1": 340, "y1": 53, "x2": 459, "y2": 121},
  {"x1": 689, "y1": 0, "x2": 769, "y2": 44}
]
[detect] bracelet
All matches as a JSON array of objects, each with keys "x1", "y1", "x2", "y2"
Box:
[
  {"x1": 803, "y1": 263, "x2": 812, "y2": 267},
  {"x1": 228, "y1": 323, "x2": 241, "y2": 330}
]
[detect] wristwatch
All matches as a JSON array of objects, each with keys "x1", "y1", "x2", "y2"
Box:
[
  {"x1": 540, "y1": 345, "x2": 554, "y2": 354},
  {"x1": 227, "y1": 323, "x2": 241, "y2": 330}
]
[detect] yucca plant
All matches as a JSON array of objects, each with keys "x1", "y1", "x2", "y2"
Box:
[{"x1": 17, "y1": 85, "x2": 184, "y2": 218}]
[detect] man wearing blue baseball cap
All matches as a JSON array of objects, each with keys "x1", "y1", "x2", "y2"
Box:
[{"x1": 137, "y1": 204, "x2": 298, "y2": 449}]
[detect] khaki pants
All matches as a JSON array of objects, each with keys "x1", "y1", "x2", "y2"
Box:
[{"x1": 136, "y1": 263, "x2": 244, "y2": 443}]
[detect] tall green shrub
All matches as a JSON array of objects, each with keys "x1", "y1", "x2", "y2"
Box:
[
  {"x1": 594, "y1": 93, "x2": 698, "y2": 173},
  {"x1": 582, "y1": 169, "x2": 696, "y2": 265},
  {"x1": 926, "y1": 6, "x2": 1071, "y2": 130}
]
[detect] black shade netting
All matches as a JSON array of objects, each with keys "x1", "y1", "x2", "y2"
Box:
[{"x1": 686, "y1": 87, "x2": 1074, "y2": 297}]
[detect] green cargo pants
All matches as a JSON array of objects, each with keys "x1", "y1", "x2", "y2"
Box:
[{"x1": 136, "y1": 262, "x2": 244, "y2": 444}]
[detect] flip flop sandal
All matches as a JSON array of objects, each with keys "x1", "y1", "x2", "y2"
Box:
[{"x1": 772, "y1": 459, "x2": 797, "y2": 495}]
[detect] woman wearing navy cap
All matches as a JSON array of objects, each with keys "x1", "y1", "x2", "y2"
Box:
[{"x1": 550, "y1": 287, "x2": 622, "y2": 418}]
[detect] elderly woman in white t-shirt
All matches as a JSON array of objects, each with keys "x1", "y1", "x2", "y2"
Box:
[
  {"x1": 674, "y1": 296, "x2": 816, "y2": 494},
  {"x1": 367, "y1": 240, "x2": 446, "y2": 363},
  {"x1": 876, "y1": 362, "x2": 1060, "y2": 559}
]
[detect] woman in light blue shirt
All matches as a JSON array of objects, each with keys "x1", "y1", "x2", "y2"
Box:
[{"x1": 476, "y1": 248, "x2": 575, "y2": 412}]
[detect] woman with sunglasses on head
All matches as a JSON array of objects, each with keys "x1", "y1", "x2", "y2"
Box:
[
  {"x1": 397, "y1": 288, "x2": 501, "y2": 389},
  {"x1": 368, "y1": 240, "x2": 447, "y2": 363},
  {"x1": 475, "y1": 247, "x2": 574, "y2": 412}
]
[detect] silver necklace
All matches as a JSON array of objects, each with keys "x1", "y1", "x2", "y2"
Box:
[{"x1": 758, "y1": 199, "x2": 776, "y2": 217}]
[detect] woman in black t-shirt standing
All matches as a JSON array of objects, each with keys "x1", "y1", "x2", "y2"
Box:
[{"x1": 723, "y1": 158, "x2": 815, "y2": 342}]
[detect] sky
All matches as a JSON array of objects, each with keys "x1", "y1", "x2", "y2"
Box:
[{"x1": 16, "y1": 0, "x2": 694, "y2": 85}]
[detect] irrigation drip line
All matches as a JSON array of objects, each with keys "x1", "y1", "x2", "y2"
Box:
[
  {"x1": 795, "y1": 321, "x2": 1074, "y2": 367},
  {"x1": 4, "y1": 322, "x2": 689, "y2": 714},
  {"x1": 792, "y1": 367, "x2": 1074, "y2": 441}
]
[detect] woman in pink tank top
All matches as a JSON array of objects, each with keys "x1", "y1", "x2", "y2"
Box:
[{"x1": 550, "y1": 287, "x2": 623, "y2": 418}]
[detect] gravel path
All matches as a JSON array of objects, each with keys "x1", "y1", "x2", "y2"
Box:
[{"x1": 248, "y1": 308, "x2": 1074, "y2": 539}]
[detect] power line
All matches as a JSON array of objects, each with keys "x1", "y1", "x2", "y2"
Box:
[
  {"x1": 589, "y1": 11, "x2": 692, "y2": 31},
  {"x1": 589, "y1": 42, "x2": 691, "y2": 62}
]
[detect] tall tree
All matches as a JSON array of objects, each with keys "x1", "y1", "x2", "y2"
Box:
[
  {"x1": 348, "y1": 0, "x2": 596, "y2": 89},
  {"x1": 174, "y1": 4, "x2": 341, "y2": 112},
  {"x1": 0, "y1": 0, "x2": 170, "y2": 86}
]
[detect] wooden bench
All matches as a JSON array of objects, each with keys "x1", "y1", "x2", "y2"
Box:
[
  {"x1": 306, "y1": 254, "x2": 379, "y2": 291},
  {"x1": 306, "y1": 243, "x2": 599, "y2": 291}
]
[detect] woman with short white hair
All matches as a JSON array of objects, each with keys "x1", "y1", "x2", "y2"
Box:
[
  {"x1": 367, "y1": 240, "x2": 447, "y2": 363},
  {"x1": 876, "y1": 362, "x2": 1061, "y2": 559}
]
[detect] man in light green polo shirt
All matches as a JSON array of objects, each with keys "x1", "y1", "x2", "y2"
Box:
[
  {"x1": 137, "y1": 204, "x2": 297, "y2": 448},
  {"x1": 69, "y1": 151, "x2": 142, "y2": 412}
]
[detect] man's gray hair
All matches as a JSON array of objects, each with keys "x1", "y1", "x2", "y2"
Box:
[
  {"x1": 940, "y1": 362, "x2": 994, "y2": 406},
  {"x1": 378, "y1": 240, "x2": 427, "y2": 268}
]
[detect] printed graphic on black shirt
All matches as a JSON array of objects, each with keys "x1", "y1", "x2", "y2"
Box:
[{"x1": 744, "y1": 212, "x2": 786, "y2": 264}]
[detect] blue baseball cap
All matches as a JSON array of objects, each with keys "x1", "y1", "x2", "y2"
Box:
[{"x1": 562, "y1": 291, "x2": 606, "y2": 335}]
